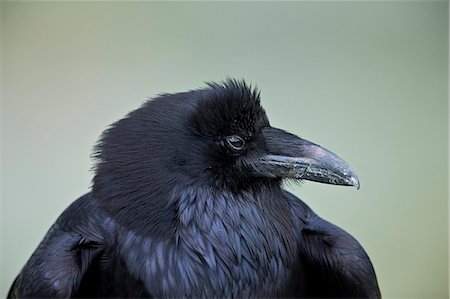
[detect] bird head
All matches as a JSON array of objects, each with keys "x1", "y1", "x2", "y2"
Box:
[
  {"x1": 92, "y1": 79, "x2": 359, "y2": 234},
  {"x1": 187, "y1": 80, "x2": 360, "y2": 191}
]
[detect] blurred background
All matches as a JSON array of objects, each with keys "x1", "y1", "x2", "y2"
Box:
[{"x1": 1, "y1": 2, "x2": 448, "y2": 298}]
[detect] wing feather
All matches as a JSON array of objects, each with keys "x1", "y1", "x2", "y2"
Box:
[
  {"x1": 284, "y1": 190, "x2": 381, "y2": 298},
  {"x1": 7, "y1": 193, "x2": 106, "y2": 298}
]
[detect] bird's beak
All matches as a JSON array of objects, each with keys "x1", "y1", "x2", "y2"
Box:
[{"x1": 252, "y1": 127, "x2": 360, "y2": 189}]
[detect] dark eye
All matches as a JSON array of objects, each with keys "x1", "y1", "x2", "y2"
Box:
[{"x1": 226, "y1": 135, "x2": 245, "y2": 151}]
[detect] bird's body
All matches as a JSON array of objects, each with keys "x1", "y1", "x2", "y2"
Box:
[{"x1": 9, "y1": 80, "x2": 380, "y2": 298}]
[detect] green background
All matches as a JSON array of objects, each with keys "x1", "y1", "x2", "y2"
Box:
[{"x1": 1, "y1": 1, "x2": 448, "y2": 298}]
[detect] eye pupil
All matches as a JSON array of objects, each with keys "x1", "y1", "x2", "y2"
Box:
[{"x1": 226, "y1": 135, "x2": 245, "y2": 150}]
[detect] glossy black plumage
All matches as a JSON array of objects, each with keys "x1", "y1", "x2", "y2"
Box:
[{"x1": 8, "y1": 80, "x2": 381, "y2": 298}]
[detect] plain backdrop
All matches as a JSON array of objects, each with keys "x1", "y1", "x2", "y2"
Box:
[{"x1": 1, "y1": 2, "x2": 448, "y2": 298}]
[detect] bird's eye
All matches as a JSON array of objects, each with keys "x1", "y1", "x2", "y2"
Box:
[{"x1": 226, "y1": 135, "x2": 245, "y2": 151}]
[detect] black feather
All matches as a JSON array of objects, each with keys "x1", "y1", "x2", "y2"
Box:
[{"x1": 8, "y1": 80, "x2": 380, "y2": 298}]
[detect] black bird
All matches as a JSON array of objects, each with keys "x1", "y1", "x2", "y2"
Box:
[{"x1": 8, "y1": 80, "x2": 380, "y2": 298}]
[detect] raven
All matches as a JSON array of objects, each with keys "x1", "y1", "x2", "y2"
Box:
[{"x1": 8, "y1": 80, "x2": 381, "y2": 298}]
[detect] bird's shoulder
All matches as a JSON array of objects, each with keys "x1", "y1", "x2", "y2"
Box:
[
  {"x1": 281, "y1": 189, "x2": 316, "y2": 226},
  {"x1": 56, "y1": 192, "x2": 114, "y2": 242},
  {"x1": 8, "y1": 193, "x2": 113, "y2": 298},
  {"x1": 299, "y1": 214, "x2": 381, "y2": 297},
  {"x1": 282, "y1": 190, "x2": 380, "y2": 298},
  {"x1": 282, "y1": 189, "x2": 374, "y2": 274}
]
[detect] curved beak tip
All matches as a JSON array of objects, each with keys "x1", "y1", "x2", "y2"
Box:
[
  {"x1": 257, "y1": 127, "x2": 362, "y2": 190},
  {"x1": 348, "y1": 175, "x2": 360, "y2": 190}
]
